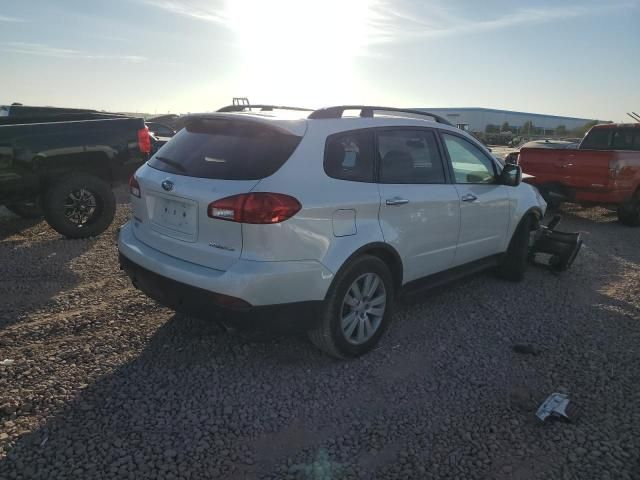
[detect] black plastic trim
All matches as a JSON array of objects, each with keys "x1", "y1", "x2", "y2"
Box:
[
  {"x1": 119, "y1": 253, "x2": 322, "y2": 331},
  {"x1": 309, "y1": 105, "x2": 453, "y2": 125},
  {"x1": 217, "y1": 104, "x2": 313, "y2": 113},
  {"x1": 400, "y1": 254, "x2": 502, "y2": 298}
]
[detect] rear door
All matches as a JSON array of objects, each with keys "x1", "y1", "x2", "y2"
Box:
[
  {"x1": 439, "y1": 132, "x2": 510, "y2": 266},
  {"x1": 376, "y1": 128, "x2": 460, "y2": 282},
  {"x1": 132, "y1": 117, "x2": 302, "y2": 271}
]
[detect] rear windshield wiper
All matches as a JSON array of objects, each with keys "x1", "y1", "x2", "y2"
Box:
[{"x1": 154, "y1": 156, "x2": 186, "y2": 173}]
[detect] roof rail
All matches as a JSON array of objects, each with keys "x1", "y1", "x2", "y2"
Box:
[
  {"x1": 308, "y1": 105, "x2": 453, "y2": 126},
  {"x1": 217, "y1": 104, "x2": 313, "y2": 113}
]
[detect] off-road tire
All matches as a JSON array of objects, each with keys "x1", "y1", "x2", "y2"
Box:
[
  {"x1": 308, "y1": 255, "x2": 394, "y2": 359},
  {"x1": 498, "y1": 215, "x2": 532, "y2": 281},
  {"x1": 6, "y1": 200, "x2": 43, "y2": 219},
  {"x1": 43, "y1": 174, "x2": 116, "y2": 238}
]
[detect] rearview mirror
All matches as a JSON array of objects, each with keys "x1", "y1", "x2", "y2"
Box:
[{"x1": 500, "y1": 163, "x2": 522, "y2": 187}]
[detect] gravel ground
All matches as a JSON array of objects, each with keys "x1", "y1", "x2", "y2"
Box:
[{"x1": 0, "y1": 203, "x2": 639, "y2": 479}]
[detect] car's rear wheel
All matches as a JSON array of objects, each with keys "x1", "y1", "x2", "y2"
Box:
[
  {"x1": 308, "y1": 255, "x2": 394, "y2": 359},
  {"x1": 497, "y1": 215, "x2": 533, "y2": 281},
  {"x1": 617, "y1": 196, "x2": 640, "y2": 227},
  {"x1": 5, "y1": 200, "x2": 43, "y2": 219},
  {"x1": 43, "y1": 174, "x2": 116, "y2": 238}
]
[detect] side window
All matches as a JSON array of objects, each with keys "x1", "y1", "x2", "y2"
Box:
[
  {"x1": 441, "y1": 133, "x2": 496, "y2": 184},
  {"x1": 378, "y1": 130, "x2": 446, "y2": 184},
  {"x1": 324, "y1": 130, "x2": 374, "y2": 182},
  {"x1": 581, "y1": 129, "x2": 611, "y2": 149},
  {"x1": 634, "y1": 131, "x2": 640, "y2": 151},
  {"x1": 612, "y1": 129, "x2": 635, "y2": 150}
]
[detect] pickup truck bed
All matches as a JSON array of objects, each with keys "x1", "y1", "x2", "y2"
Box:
[{"x1": 0, "y1": 108, "x2": 150, "y2": 237}]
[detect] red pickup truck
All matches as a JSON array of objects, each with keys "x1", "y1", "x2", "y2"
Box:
[{"x1": 518, "y1": 123, "x2": 640, "y2": 226}]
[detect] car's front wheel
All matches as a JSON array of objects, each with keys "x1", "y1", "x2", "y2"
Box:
[
  {"x1": 308, "y1": 255, "x2": 394, "y2": 359},
  {"x1": 497, "y1": 214, "x2": 533, "y2": 281}
]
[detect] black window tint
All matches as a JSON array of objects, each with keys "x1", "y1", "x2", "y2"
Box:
[
  {"x1": 442, "y1": 133, "x2": 496, "y2": 184},
  {"x1": 612, "y1": 129, "x2": 635, "y2": 150},
  {"x1": 148, "y1": 118, "x2": 301, "y2": 180},
  {"x1": 378, "y1": 130, "x2": 446, "y2": 184},
  {"x1": 634, "y1": 131, "x2": 640, "y2": 150},
  {"x1": 581, "y1": 129, "x2": 611, "y2": 149},
  {"x1": 324, "y1": 130, "x2": 374, "y2": 182}
]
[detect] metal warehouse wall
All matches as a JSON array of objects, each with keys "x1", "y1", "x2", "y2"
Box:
[{"x1": 417, "y1": 108, "x2": 598, "y2": 132}]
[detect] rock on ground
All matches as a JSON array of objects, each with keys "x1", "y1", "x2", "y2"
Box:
[{"x1": 0, "y1": 203, "x2": 639, "y2": 479}]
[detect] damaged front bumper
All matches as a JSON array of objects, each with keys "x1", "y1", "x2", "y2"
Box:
[{"x1": 530, "y1": 215, "x2": 583, "y2": 271}]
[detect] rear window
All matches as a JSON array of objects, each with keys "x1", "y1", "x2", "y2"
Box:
[
  {"x1": 148, "y1": 118, "x2": 302, "y2": 180},
  {"x1": 611, "y1": 129, "x2": 637, "y2": 150},
  {"x1": 581, "y1": 129, "x2": 611, "y2": 149}
]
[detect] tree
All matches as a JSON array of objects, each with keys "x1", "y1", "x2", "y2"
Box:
[
  {"x1": 521, "y1": 120, "x2": 534, "y2": 135},
  {"x1": 501, "y1": 121, "x2": 511, "y2": 132},
  {"x1": 556, "y1": 125, "x2": 567, "y2": 136},
  {"x1": 485, "y1": 124, "x2": 499, "y2": 134}
]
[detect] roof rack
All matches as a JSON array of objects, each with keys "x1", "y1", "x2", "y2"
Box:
[
  {"x1": 217, "y1": 104, "x2": 313, "y2": 113},
  {"x1": 308, "y1": 105, "x2": 453, "y2": 126}
]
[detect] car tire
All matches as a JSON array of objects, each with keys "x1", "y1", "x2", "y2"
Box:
[
  {"x1": 497, "y1": 215, "x2": 532, "y2": 282},
  {"x1": 6, "y1": 200, "x2": 43, "y2": 219},
  {"x1": 43, "y1": 174, "x2": 116, "y2": 239},
  {"x1": 308, "y1": 255, "x2": 395, "y2": 359},
  {"x1": 617, "y1": 197, "x2": 640, "y2": 227}
]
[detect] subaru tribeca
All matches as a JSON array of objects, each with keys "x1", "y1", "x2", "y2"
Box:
[{"x1": 119, "y1": 105, "x2": 547, "y2": 358}]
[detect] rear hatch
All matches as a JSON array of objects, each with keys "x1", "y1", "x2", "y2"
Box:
[{"x1": 132, "y1": 115, "x2": 304, "y2": 271}]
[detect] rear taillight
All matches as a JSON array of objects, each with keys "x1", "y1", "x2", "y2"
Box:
[
  {"x1": 129, "y1": 175, "x2": 141, "y2": 198},
  {"x1": 137, "y1": 127, "x2": 151, "y2": 154},
  {"x1": 207, "y1": 193, "x2": 301, "y2": 224}
]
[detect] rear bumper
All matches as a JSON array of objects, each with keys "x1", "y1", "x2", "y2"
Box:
[
  {"x1": 117, "y1": 221, "x2": 334, "y2": 308},
  {"x1": 119, "y1": 253, "x2": 322, "y2": 329}
]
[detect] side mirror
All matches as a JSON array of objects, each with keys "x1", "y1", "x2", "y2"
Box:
[{"x1": 500, "y1": 163, "x2": 522, "y2": 187}]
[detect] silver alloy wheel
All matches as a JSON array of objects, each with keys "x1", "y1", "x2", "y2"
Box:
[
  {"x1": 64, "y1": 188, "x2": 97, "y2": 226},
  {"x1": 340, "y1": 272, "x2": 387, "y2": 345}
]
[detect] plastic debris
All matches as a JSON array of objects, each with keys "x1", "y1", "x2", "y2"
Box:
[
  {"x1": 0, "y1": 359, "x2": 14, "y2": 366},
  {"x1": 536, "y1": 393, "x2": 575, "y2": 422},
  {"x1": 512, "y1": 344, "x2": 541, "y2": 356}
]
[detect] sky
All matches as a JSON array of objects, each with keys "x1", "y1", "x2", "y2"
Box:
[{"x1": 1, "y1": 0, "x2": 639, "y2": 121}]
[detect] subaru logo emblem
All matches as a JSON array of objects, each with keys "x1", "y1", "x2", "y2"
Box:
[{"x1": 161, "y1": 180, "x2": 174, "y2": 192}]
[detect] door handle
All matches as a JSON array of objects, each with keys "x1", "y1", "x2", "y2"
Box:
[
  {"x1": 461, "y1": 193, "x2": 478, "y2": 202},
  {"x1": 386, "y1": 197, "x2": 409, "y2": 206}
]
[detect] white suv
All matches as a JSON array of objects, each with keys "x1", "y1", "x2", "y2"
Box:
[{"x1": 119, "y1": 105, "x2": 547, "y2": 358}]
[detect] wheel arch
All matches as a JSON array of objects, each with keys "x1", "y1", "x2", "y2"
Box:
[
  {"x1": 330, "y1": 242, "x2": 404, "y2": 293},
  {"x1": 514, "y1": 206, "x2": 544, "y2": 234}
]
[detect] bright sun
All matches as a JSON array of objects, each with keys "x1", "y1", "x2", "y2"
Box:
[{"x1": 224, "y1": 0, "x2": 377, "y2": 107}]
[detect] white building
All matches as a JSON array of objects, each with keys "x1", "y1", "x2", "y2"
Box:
[{"x1": 415, "y1": 107, "x2": 600, "y2": 134}]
